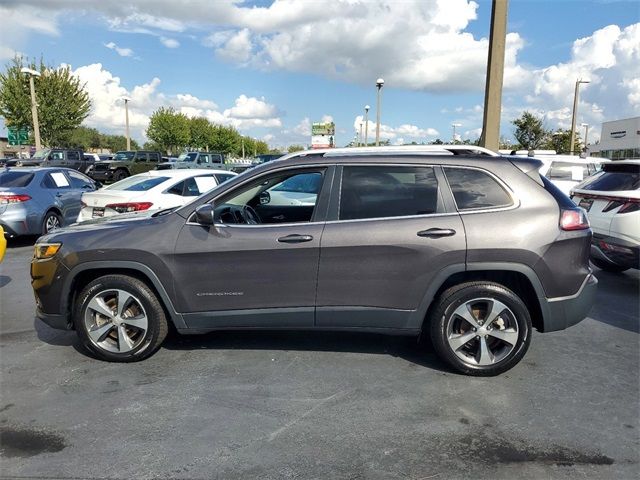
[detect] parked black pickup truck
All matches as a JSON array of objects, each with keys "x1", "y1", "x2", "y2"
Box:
[{"x1": 18, "y1": 148, "x2": 94, "y2": 174}]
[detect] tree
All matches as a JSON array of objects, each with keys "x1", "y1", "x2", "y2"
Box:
[
  {"x1": 512, "y1": 111, "x2": 548, "y2": 150},
  {"x1": 0, "y1": 56, "x2": 91, "y2": 147},
  {"x1": 67, "y1": 126, "x2": 101, "y2": 150},
  {"x1": 288, "y1": 144, "x2": 305, "y2": 153},
  {"x1": 103, "y1": 134, "x2": 139, "y2": 152},
  {"x1": 208, "y1": 125, "x2": 240, "y2": 155},
  {"x1": 189, "y1": 117, "x2": 213, "y2": 150},
  {"x1": 541, "y1": 128, "x2": 581, "y2": 154},
  {"x1": 146, "y1": 107, "x2": 190, "y2": 154}
]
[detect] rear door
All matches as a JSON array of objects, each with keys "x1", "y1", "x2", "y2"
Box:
[{"x1": 316, "y1": 163, "x2": 466, "y2": 329}]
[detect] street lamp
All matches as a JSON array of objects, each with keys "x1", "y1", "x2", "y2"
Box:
[
  {"x1": 359, "y1": 122, "x2": 363, "y2": 147},
  {"x1": 122, "y1": 97, "x2": 131, "y2": 151},
  {"x1": 581, "y1": 123, "x2": 589, "y2": 149},
  {"x1": 452, "y1": 123, "x2": 462, "y2": 143},
  {"x1": 364, "y1": 105, "x2": 370, "y2": 146},
  {"x1": 20, "y1": 67, "x2": 42, "y2": 150},
  {"x1": 569, "y1": 79, "x2": 590, "y2": 155},
  {"x1": 375, "y1": 78, "x2": 384, "y2": 146}
]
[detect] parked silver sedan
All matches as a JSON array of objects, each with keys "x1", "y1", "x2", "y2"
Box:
[{"x1": 0, "y1": 167, "x2": 98, "y2": 236}]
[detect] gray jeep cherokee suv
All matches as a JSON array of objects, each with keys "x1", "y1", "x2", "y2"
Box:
[{"x1": 31, "y1": 147, "x2": 597, "y2": 375}]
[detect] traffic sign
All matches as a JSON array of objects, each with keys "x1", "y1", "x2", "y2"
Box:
[{"x1": 7, "y1": 127, "x2": 29, "y2": 146}]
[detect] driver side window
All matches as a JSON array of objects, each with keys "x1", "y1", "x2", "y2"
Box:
[{"x1": 215, "y1": 169, "x2": 326, "y2": 225}]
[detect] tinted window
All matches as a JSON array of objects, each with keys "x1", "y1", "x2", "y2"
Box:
[
  {"x1": 41, "y1": 171, "x2": 70, "y2": 189},
  {"x1": 149, "y1": 153, "x2": 159, "y2": 162},
  {"x1": 105, "y1": 175, "x2": 169, "y2": 191},
  {"x1": 340, "y1": 166, "x2": 439, "y2": 220},
  {"x1": 211, "y1": 154, "x2": 223, "y2": 163},
  {"x1": 214, "y1": 173, "x2": 235, "y2": 184},
  {"x1": 444, "y1": 167, "x2": 512, "y2": 210},
  {"x1": 67, "y1": 151, "x2": 80, "y2": 161},
  {"x1": 167, "y1": 180, "x2": 185, "y2": 196},
  {"x1": 51, "y1": 151, "x2": 64, "y2": 161},
  {"x1": 0, "y1": 172, "x2": 34, "y2": 187},
  {"x1": 199, "y1": 154, "x2": 209, "y2": 164},
  {"x1": 578, "y1": 164, "x2": 640, "y2": 191},
  {"x1": 66, "y1": 170, "x2": 94, "y2": 189},
  {"x1": 113, "y1": 152, "x2": 135, "y2": 161}
]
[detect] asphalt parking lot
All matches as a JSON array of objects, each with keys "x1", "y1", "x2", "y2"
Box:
[{"x1": 0, "y1": 238, "x2": 638, "y2": 479}]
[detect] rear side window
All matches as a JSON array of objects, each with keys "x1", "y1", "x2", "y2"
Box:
[
  {"x1": 67, "y1": 151, "x2": 80, "y2": 161},
  {"x1": 339, "y1": 166, "x2": 439, "y2": 220},
  {"x1": 214, "y1": 173, "x2": 235, "y2": 184},
  {"x1": 0, "y1": 172, "x2": 34, "y2": 187},
  {"x1": 444, "y1": 167, "x2": 512, "y2": 210},
  {"x1": 578, "y1": 164, "x2": 640, "y2": 191}
]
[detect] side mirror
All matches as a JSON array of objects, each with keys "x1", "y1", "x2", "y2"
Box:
[
  {"x1": 259, "y1": 191, "x2": 271, "y2": 205},
  {"x1": 194, "y1": 203, "x2": 215, "y2": 225}
]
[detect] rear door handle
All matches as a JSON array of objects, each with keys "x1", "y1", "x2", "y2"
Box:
[
  {"x1": 278, "y1": 234, "x2": 313, "y2": 243},
  {"x1": 417, "y1": 228, "x2": 456, "y2": 238}
]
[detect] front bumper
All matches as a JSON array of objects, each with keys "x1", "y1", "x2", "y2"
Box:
[
  {"x1": 89, "y1": 169, "x2": 115, "y2": 182},
  {"x1": 31, "y1": 255, "x2": 73, "y2": 330},
  {"x1": 541, "y1": 273, "x2": 598, "y2": 332}
]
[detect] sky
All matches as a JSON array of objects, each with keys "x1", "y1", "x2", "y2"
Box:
[{"x1": 0, "y1": 0, "x2": 639, "y2": 150}]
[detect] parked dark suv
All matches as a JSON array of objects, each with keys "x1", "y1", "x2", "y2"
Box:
[
  {"x1": 88, "y1": 150, "x2": 162, "y2": 183},
  {"x1": 31, "y1": 147, "x2": 597, "y2": 375}
]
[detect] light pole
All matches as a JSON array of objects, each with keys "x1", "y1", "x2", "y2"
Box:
[
  {"x1": 20, "y1": 67, "x2": 42, "y2": 150},
  {"x1": 359, "y1": 122, "x2": 363, "y2": 147},
  {"x1": 375, "y1": 78, "x2": 384, "y2": 146},
  {"x1": 581, "y1": 123, "x2": 589, "y2": 150},
  {"x1": 569, "y1": 79, "x2": 589, "y2": 155},
  {"x1": 122, "y1": 97, "x2": 131, "y2": 150},
  {"x1": 364, "y1": 105, "x2": 370, "y2": 146},
  {"x1": 452, "y1": 123, "x2": 462, "y2": 143}
]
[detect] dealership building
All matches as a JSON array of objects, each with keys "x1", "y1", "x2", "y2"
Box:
[{"x1": 590, "y1": 116, "x2": 640, "y2": 160}]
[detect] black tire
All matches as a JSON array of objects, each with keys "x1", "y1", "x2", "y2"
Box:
[
  {"x1": 74, "y1": 275, "x2": 168, "y2": 362},
  {"x1": 41, "y1": 210, "x2": 62, "y2": 235},
  {"x1": 591, "y1": 257, "x2": 629, "y2": 273},
  {"x1": 429, "y1": 281, "x2": 532, "y2": 376},
  {"x1": 113, "y1": 169, "x2": 129, "y2": 182}
]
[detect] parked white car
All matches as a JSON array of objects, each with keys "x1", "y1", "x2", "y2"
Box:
[
  {"x1": 77, "y1": 169, "x2": 236, "y2": 222},
  {"x1": 522, "y1": 154, "x2": 609, "y2": 195},
  {"x1": 570, "y1": 160, "x2": 639, "y2": 272}
]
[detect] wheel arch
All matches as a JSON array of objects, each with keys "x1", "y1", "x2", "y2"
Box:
[
  {"x1": 64, "y1": 261, "x2": 186, "y2": 330},
  {"x1": 414, "y1": 263, "x2": 549, "y2": 333}
]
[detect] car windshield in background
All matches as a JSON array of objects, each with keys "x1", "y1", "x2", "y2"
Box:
[
  {"x1": 113, "y1": 152, "x2": 135, "y2": 161},
  {"x1": 178, "y1": 153, "x2": 198, "y2": 162},
  {"x1": 547, "y1": 162, "x2": 590, "y2": 181},
  {"x1": 105, "y1": 176, "x2": 169, "y2": 191},
  {"x1": 31, "y1": 149, "x2": 51, "y2": 159},
  {"x1": 0, "y1": 171, "x2": 35, "y2": 187},
  {"x1": 579, "y1": 164, "x2": 640, "y2": 191}
]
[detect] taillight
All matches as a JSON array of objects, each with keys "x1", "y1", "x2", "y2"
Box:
[
  {"x1": 105, "y1": 202, "x2": 153, "y2": 213},
  {"x1": 617, "y1": 200, "x2": 640, "y2": 214},
  {"x1": 560, "y1": 208, "x2": 590, "y2": 231},
  {"x1": 0, "y1": 194, "x2": 31, "y2": 204}
]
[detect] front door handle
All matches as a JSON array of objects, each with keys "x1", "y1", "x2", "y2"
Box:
[
  {"x1": 278, "y1": 234, "x2": 313, "y2": 243},
  {"x1": 417, "y1": 228, "x2": 456, "y2": 238}
]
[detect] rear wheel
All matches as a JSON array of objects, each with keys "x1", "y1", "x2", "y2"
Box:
[
  {"x1": 591, "y1": 257, "x2": 629, "y2": 273},
  {"x1": 42, "y1": 210, "x2": 62, "y2": 234},
  {"x1": 113, "y1": 169, "x2": 128, "y2": 182},
  {"x1": 74, "y1": 275, "x2": 168, "y2": 362},
  {"x1": 429, "y1": 282, "x2": 532, "y2": 376}
]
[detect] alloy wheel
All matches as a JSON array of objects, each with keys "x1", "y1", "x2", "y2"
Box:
[
  {"x1": 446, "y1": 298, "x2": 519, "y2": 366},
  {"x1": 83, "y1": 289, "x2": 149, "y2": 353}
]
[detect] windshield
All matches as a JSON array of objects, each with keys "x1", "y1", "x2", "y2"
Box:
[
  {"x1": 105, "y1": 175, "x2": 169, "y2": 191},
  {"x1": 178, "y1": 153, "x2": 198, "y2": 162},
  {"x1": 32, "y1": 149, "x2": 51, "y2": 159},
  {"x1": 113, "y1": 151, "x2": 135, "y2": 161}
]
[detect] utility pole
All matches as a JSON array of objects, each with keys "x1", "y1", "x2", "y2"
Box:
[
  {"x1": 581, "y1": 123, "x2": 589, "y2": 150},
  {"x1": 21, "y1": 68, "x2": 41, "y2": 150},
  {"x1": 364, "y1": 105, "x2": 370, "y2": 146},
  {"x1": 359, "y1": 122, "x2": 363, "y2": 147},
  {"x1": 479, "y1": 0, "x2": 508, "y2": 152},
  {"x1": 570, "y1": 79, "x2": 590, "y2": 155},
  {"x1": 123, "y1": 97, "x2": 131, "y2": 150},
  {"x1": 375, "y1": 78, "x2": 384, "y2": 146}
]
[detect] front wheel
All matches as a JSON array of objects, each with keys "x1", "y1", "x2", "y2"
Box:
[
  {"x1": 429, "y1": 282, "x2": 532, "y2": 376},
  {"x1": 74, "y1": 275, "x2": 168, "y2": 362},
  {"x1": 113, "y1": 169, "x2": 128, "y2": 182}
]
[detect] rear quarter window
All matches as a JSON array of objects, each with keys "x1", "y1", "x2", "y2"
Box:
[{"x1": 444, "y1": 167, "x2": 513, "y2": 210}]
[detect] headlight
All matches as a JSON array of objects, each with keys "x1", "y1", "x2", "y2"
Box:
[{"x1": 34, "y1": 243, "x2": 62, "y2": 259}]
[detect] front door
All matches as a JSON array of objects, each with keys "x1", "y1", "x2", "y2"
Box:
[
  {"x1": 316, "y1": 164, "x2": 466, "y2": 329},
  {"x1": 172, "y1": 166, "x2": 334, "y2": 329}
]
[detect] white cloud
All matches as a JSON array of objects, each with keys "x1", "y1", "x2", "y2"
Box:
[
  {"x1": 292, "y1": 117, "x2": 311, "y2": 137},
  {"x1": 353, "y1": 116, "x2": 439, "y2": 141},
  {"x1": 160, "y1": 36, "x2": 180, "y2": 48},
  {"x1": 70, "y1": 63, "x2": 282, "y2": 142},
  {"x1": 103, "y1": 41, "x2": 134, "y2": 57}
]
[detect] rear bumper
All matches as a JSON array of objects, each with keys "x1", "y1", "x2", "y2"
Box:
[
  {"x1": 591, "y1": 235, "x2": 639, "y2": 269},
  {"x1": 540, "y1": 273, "x2": 598, "y2": 332}
]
